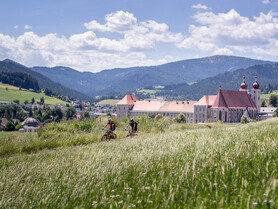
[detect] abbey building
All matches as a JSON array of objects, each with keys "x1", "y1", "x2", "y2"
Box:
[{"x1": 117, "y1": 76, "x2": 261, "y2": 123}]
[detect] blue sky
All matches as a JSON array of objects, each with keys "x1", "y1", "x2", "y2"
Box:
[{"x1": 0, "y1": 0, "x2": 278, "y2": 72}]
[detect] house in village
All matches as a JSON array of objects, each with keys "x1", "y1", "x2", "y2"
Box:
[
  {"x1": 19, "y1": 117, "x2": 40, "y2": 133},
  {"x1": 117, "y1": 76, "x2": 262, "y2": 123}
]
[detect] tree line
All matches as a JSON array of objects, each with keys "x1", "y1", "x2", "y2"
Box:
[{"x1": 0, "y1": 72, "x2": 40, "y2": 91}]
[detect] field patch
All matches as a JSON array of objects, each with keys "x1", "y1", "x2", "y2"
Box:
[
  {"x1": 261, "y1": 92, "x2": 278, "y2": 100},
  {"x1": 98, "y1": 99, "x2": 120, "y2": 106},
  {"x1": 0, "y1": 82, "x2": 69, "y2": 105}
]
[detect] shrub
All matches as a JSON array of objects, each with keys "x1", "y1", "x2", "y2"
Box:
[
  {"x1": 241, "y1": 116, "x2": 249, "y2": 124},
  {"x1": 274, "y1": 108, "x2": 278, "y2": 117},
  {"x1": 15, "y1": 124, "x2": 23, "y2": 131},
  {"x1": 148, "y1": 113, "x2": 155, "y2": 119},
  {"x1": 173, "y1": 113, "x2": 186, "y2": 123},
  {"x1": 5, "y1": 121, "x2": 15, "y2": 131},
  {"x1": 155, "y1": 114, "x2": 164, "y2": 121},
  {"x1": 216, "y1": 120, "x2": 223, "y2": 124}
]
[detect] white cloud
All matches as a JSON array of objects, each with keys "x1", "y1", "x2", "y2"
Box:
[
  {"x1": 178, "y1": 9, "x2": 278, "y2": 59},
  {"x1": 192, "y1": 4, "x2": 211, "y2": 10},
  {"x1": 24, "y1": 25, "x2": 32, "y2": 30},
  {"x1": 3, "y1": 10, "x2": 278, "y2": 72},
  {"x1": 213, "y1": 48, "x2": 234, "y2": 55},
  {"x1": 0, "y1": 11, "x2": 184, "y2": 71},
  {"x1": 262, "y1": 0, "x2": 270, "y2": 4},
  {"x1": 84, "y1": 11, "x2": 137, "y2": 33},
  {"x1": 14, "y1": 25, "x2": 19, "y2": 29},
  {"x1": 84, "y1": 11, "x2": 183, "y2": 44}
]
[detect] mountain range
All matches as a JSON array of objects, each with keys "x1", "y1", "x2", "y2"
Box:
[
  {"x1": 159, "y1": 63, "x2": 278, "y2": 100},
  {"x1": 31, "y1": 55, "x2": 271, "y2": 97},
  {"x1": 0, "y1": 55, "x2": 276, "y2": 102},
  {"x1": 0, "y1": 60, "x2": 92, "y2": 101}
]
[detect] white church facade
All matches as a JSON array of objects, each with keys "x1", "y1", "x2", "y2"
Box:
[{"x1": 116, "y1": 76, "x2": 261, "y2": 123}]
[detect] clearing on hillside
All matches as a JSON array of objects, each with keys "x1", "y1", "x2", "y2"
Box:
[{"x1": 0, "y1": 82, "x2": 69, "y2": 105}]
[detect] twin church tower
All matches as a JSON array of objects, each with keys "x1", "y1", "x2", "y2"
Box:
[{"x1": 240, "y1": 76, "x2": 261, "y2": 112}]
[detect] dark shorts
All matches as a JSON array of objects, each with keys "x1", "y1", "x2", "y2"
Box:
[{"x1": 109, "y1": 128, "x2": 115, "y2": 132}]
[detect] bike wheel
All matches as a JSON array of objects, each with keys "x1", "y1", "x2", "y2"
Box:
[
  {"x1": 101, "y1": 134, "x2": 108, "y2": 141},
  {"x1": 111, "y1": 133, "x2": 117, "y2": 139}
]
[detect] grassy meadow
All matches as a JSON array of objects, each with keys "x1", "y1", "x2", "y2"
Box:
[
  {"x1": 261, "y1": 92, "x2": 278, "y2": 100},
  {"x1": 0, "y1": 82, "x2": 69, "y2": 105},
  {"x1": 98, "y1": 99, "x2": 120, "y2": 106},
  {"x1": 0, "y1": 118, "x2": 278, "y2": 208}
]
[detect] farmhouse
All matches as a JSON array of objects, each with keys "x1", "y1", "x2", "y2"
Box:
[
  {"x1": 20, "y1": 117, "x2": 40, "y2": 133},
  {"x1": 117, "y1": 76, "x2": 261, "y2": 123}
]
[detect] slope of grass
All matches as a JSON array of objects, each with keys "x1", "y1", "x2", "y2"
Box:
[
  {"x1": 261, "y1": 92, "x2": 278, "y2": 100},
  {"x1": 98, "y1": 99, "x2": 120, "y2": 106},
  {"x1": 0, "y1": 82, "x2": 69, "y2": 105},
  {"x1": 0, "y1": 119, "x2": 277, "y2": 208}
]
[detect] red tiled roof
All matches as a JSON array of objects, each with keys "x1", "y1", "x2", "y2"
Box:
[
  {"x1": 194, "y1": 95, "x2": 217, "y2": 106},
  {"x1": 1, "y1": 118, "x2": 8, "y2": 123},
  {"x1": 117, "y1": 94, "x2": 139, "y2": 105},
  {"x1": 212, "y1": 89, "x2": 256, "y2": 109},
  {"x1": 131, "y1": 100, "x2": 196, "y2": 113}
]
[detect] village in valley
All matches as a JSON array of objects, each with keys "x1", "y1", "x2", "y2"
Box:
[{"x1": 1, "y1": 75, "x2": 278, "y2": 133}]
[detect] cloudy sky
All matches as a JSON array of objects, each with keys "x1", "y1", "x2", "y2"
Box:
[{"x1": 1, "y1": 0, "x2": 278, "y2": 72}]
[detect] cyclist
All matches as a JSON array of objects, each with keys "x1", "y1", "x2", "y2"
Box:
[
  {"x1": 103, "y1": 118, "x2": 116, "y2": 135},
  {"x1": 125, "y1": 119, "x2": 138, "y2": 137}
]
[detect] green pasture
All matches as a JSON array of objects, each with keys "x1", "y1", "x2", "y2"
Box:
[
  {"x1": 137, "y1": 89, "x2": 160, "y2": 95},
  {"x1": 98, "y1": 99, "x2": 120, "y2": 106},
  {"x1": 261, "y1": 92, "x2": 278, "y2": 100},
  {"x1": 0, "y1": 82, "x2": 69, "y2": 105}
]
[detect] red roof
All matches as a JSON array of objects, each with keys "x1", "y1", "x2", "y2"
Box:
[
  {"x1": 117, "y1": 94, "x2": 139, "y2": 105},
  {"x1": 253, "y1": 76, "x2": 260, "y2": 89},
  {"x1": 194, "y1": 95, "x2": 217, "y2": 106},
  {"x1": 1, "y1": 118, "x2": 8, "y2": 123},
  {"x1": 212, "y1": 89, "x2": 256, "y2": 109}
]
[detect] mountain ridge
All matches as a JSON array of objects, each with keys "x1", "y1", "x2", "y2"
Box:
[
  {"x1": 157, "y1": 63, "x2": 278, "y2": 100},
  {"x1": 0, "y1": 60, "x2": 93, "y2": 101},
  {"x1": 31, "y1": 55, "x2": 272, "y2": 96}
]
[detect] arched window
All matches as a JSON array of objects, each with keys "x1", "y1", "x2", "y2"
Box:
[{"x1": 219, "y1": 111, "x2": 222, "y2": 120}]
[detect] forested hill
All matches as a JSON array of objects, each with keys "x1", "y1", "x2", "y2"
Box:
[
  {"x1": 31, "y1": 55, "x2": 272, "y2": 96},
  {"x1": 158, "y1": 63, "x2": 278, "y2": 100},
  {"x1": 0, "y1": 71, "x2": 40, "y2": 91},
  {"x1": 0, "y1": 60, "x2": 92, "y2": 101}
]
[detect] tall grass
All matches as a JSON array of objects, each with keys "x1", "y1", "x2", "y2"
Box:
[
  {"x1": 0, "y1": 119, "x2": 277, "y2": 208},
  {"x1": 0, "y1": 116, "x2": 202, "y2": 156}
]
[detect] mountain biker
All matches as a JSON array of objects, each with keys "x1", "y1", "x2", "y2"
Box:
[
  {"x1": 125, "y1": 119, "x2": 138, "y2": 136},
  {"x1": 104, "y1": 118, "x2": 115, "y2": 135}
]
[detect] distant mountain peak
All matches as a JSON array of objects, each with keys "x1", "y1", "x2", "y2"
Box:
[{"x1": 2, "y1": 59, "x2": 26, "y2": 68}]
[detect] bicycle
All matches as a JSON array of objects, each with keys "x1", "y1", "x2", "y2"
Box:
[
  {"x1": 101, "y1": 129, "x2": 117, "y2": 141},
  {"x1": 125, "y1": 129, "x2": 137, "y2": 138}
]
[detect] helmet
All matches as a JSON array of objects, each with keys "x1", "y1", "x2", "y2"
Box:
[
  {"x1": 130, "y1": 119, "x2": 134, "y2": 122},
  {"x1": 108, "y1": 118, "x2": 112, "y2": 122}
]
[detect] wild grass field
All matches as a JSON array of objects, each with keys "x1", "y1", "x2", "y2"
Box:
[
  {"x1": 0, "y1": 118, "x2": 277, "y2": 208},
  {"x1": 0, "y1": 82, "x2": 69, "y2": 105}
]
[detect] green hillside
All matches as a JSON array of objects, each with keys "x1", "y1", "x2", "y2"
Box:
[
  {"x1": 97, "y1": 99, "x2": 120, "y2": 106},
  {"x1": 0, "y1": 118, "x2": 277, "y2": 208},
  {"x1": 0, "y1": 60, "x2": 92, "y2": 101},
  {"x1": 158, "y1": 63, "x2": 278, "y2": 100},
  {"x1": 261, "y1": 92, "x2": 278, "y2": 100},
  {"x1": 0, "y1": 82, "x2": 69, "y2": 105}
]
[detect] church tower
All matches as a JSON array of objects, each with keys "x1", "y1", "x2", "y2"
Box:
[
  {"x1": 239, "y1": 76, "x2": 248, "y2": 92},
  {"x1": 251, "y1": 76, "x2": 261, "y2": 112}
]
